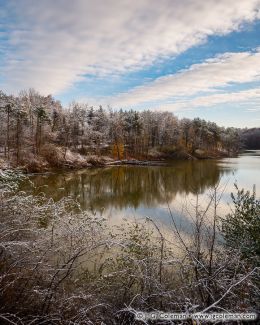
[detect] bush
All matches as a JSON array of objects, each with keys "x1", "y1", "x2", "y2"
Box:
[
  {"x1": 41, "y1": 144, "x2": 64, "y2": 167},
  {"x1": 222, "y1": 185, "x2": 260, "y2": 266}
]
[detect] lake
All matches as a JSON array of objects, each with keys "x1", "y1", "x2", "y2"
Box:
[{"x1": 23, "y1": 150, "x2": 260, "y2": 231}]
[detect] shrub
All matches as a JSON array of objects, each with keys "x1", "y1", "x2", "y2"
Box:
[
  {"x1": 222, "y1": 185, "x2": 260, "y2": 266},
  {"x1": 41, "y1": 144, "x2": 64, "y2": 167}
]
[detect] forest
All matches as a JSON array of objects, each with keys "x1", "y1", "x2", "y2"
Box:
[{"x1": 1, "y1": 89, "x2": 256, "y2": 172}]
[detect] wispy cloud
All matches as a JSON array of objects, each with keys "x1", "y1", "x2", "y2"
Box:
[
  {"x1": 107, "y1": 50, "x2": 260, "y2": 109},
  {"x1": 151, "y1": 88, "x2": 260, "y2": 112},
  {"x1": 1, "y1": 0, "x2": 260, "y2": 94}
]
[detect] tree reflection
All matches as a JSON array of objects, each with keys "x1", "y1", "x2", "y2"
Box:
[{"x1": 24, "y1": 160, "x2": 233, "y2": 212}]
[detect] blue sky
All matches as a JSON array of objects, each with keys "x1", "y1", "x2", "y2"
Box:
[{"x1": 0, "y1": 0, "x2": 260, "y2": 127}]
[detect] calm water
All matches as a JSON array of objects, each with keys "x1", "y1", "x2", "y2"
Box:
[{"x1": 23, "y1": 150, "x2": 260, "y2": 229}]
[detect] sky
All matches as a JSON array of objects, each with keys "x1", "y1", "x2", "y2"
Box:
[{"x1": 0, "y1": 0, "x2": 260, "y2": 128}]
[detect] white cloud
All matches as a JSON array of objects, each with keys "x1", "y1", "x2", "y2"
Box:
[
  {"x1": 151, "y1": 88, "x2": 260, "y2": 112},
  {"x1": 1, "y1": 0, "x2": 260, "y2": 94},
  {"x1": 109, "y1": 50, "x2": 260, "y2": 108}
]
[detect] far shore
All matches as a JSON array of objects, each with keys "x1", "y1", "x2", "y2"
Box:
[{"x1": 0, "y1": 147, "x2": 238, "y2": 174}]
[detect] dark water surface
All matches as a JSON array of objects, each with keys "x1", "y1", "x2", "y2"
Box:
[{"x1": 22, "y1": 150, "x2": 260, "y2": 228}]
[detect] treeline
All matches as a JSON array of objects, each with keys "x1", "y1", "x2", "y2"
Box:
[
  {"x1": 0, "y1": 89, "x2": 245, "y2": 167},
  {"x1": 241, "y1": 128, "x2": 260, "y2": 149}
]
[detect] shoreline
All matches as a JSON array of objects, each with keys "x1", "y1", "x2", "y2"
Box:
[{"x1": 0, "y1": 149, "x2": 237, "y2": 174}]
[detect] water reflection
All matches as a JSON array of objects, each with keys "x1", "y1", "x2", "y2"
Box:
[{"x1": 25, "y1": 159, "x2": 233, "y2": 212}]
